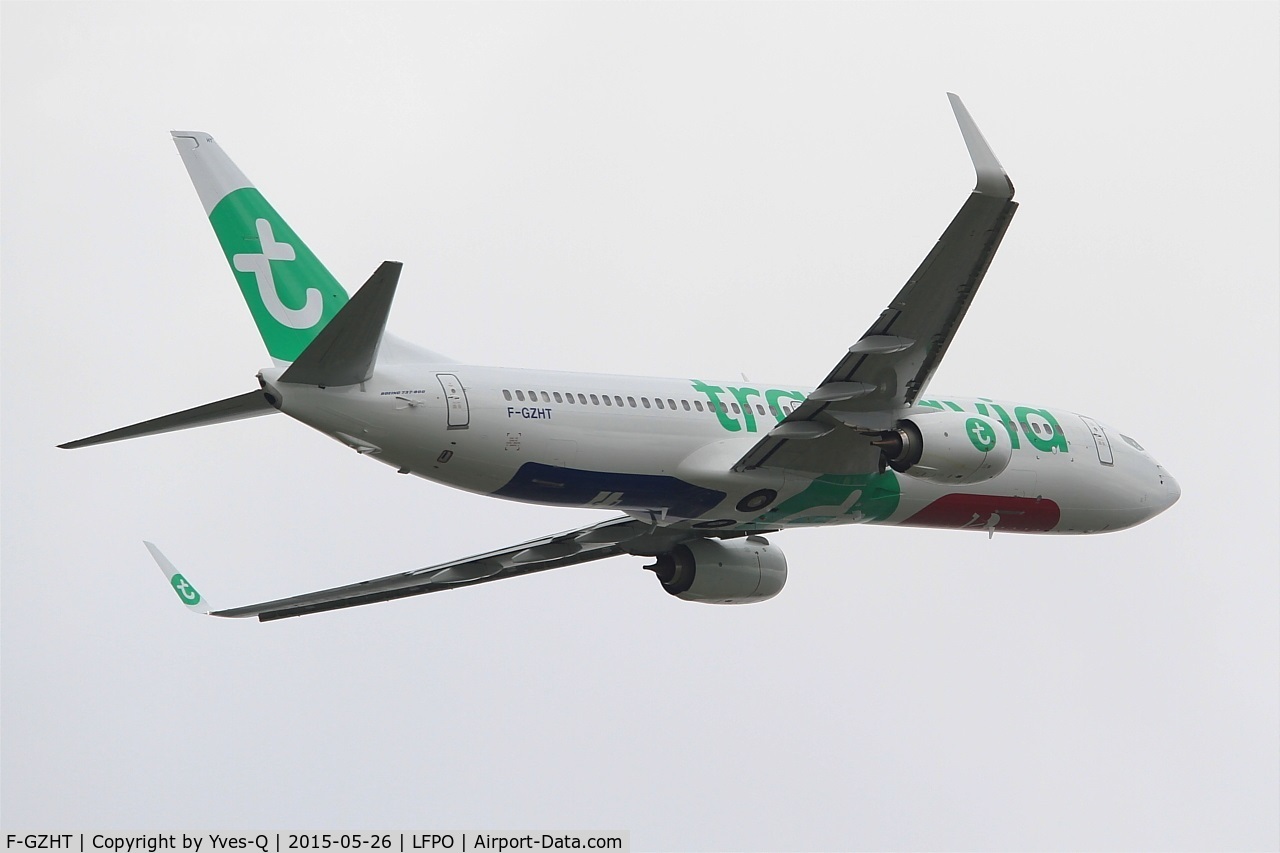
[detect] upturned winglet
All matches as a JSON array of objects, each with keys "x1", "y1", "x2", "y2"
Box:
[
  {"x1": 947, "y1": 93, "x2": 1014, "y2": 199},
  {"x1": 145, "y1": 542, "x2": 211, "y2": 614}
]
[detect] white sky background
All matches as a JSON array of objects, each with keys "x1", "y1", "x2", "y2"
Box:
[{"x1": 3, "y1": 2, "x2": 1277, "y2": 849}]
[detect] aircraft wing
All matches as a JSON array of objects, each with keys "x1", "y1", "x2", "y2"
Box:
[
  {"x1": 147, "y1": 515, "x2": 691, "y2": 621},
  {"x1": 733, "y1": 94, "x2": 1018, "y2": 475}
]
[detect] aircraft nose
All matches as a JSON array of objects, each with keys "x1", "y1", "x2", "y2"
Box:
[{"x1": 1156, "y1": 466, "x2": 1181, "y2": 513}]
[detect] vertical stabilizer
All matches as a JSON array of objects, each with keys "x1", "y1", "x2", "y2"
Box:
[{"x1": 172, "y1": 131, "x2": 349, "y2": 363}]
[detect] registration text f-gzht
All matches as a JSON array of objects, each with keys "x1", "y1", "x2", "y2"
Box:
[{"x1": 6, "y1": 837, "x2": 75, "y2": 849}]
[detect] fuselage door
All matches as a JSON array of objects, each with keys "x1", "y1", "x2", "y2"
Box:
[
  {"x1": 436, "y1": 373, "x2": 470, "y2": 429},
  {"x1": 1079, "y1": 415, "x2": 1114, "y2": 466}
]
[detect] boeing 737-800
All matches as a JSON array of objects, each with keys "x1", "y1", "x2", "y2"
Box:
[{"x1": 61, "y1": 95, "x2": 1180, "y2": 620}]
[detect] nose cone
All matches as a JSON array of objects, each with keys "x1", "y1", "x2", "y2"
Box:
[{"x1": 1155, "y1": 465, "x2": 1181, "y2": 515}]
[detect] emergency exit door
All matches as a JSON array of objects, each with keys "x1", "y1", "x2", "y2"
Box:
[{"x1": 436, "y1": 373, "x2": 470, "y2": 429}]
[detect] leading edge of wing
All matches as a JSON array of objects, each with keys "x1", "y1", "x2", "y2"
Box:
[
  {"x1": 733, "y1": 94, "x2": 1019, "y2": 474},
  {"x1": 147, "y1": 516, "x2": 650, "y2": 622}
]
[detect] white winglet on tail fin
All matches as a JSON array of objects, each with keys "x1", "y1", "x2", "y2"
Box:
[{"x1": 144, "y1": 542, "x2": 211, "y2": 614}]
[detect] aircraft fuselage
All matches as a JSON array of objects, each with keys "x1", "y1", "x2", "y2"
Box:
[{"x1": 264, "y1": 364, "x2": 1179, "y2": 537}]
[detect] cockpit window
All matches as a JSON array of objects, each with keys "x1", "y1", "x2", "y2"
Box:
[{"x1": 1121, "y1": 434, "x2": 1145, "y2": 452}]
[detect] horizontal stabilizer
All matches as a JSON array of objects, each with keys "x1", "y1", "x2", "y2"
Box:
[
  {"x1": 59, "y1": 390, "x2": 276, "y2": 449},
  {"x1": 278, "y1": 261, "x2": 402, "y2": 387}
]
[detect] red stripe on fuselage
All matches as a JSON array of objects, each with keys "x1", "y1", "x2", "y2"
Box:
[{"x1": 903, "y1": 494, "x2": 1061, "y2": 532}]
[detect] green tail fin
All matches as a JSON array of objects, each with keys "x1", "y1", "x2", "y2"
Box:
[{"x1": 172, "y1": 131, "x2": 349, "y2": 363}]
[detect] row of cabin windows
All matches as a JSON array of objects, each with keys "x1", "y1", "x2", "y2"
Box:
[
  {"x1": 501, "y1": 388, "x2": 798, "y2": 418},
  {"x1": 500, "y1": 388, "x2": 1059, "y2": 436},
  {"x1": 1020, "y1": 420, "x2": 1063, "y2": 437}
]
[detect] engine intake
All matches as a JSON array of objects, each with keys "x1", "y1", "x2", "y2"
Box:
[
  {"x1": 647, "y1": 537, "x2": 787, "y2": 604},
  {"x1": 874, "y1": 411, "x2": 1012, "y2": 485}
]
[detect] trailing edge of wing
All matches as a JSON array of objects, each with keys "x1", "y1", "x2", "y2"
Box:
[
  {"x1": 278, "y1": 261, "x2": 401, "y2": 387},
  {"x1": 58, "y1": 390, "x2": 276, "y2": 449},
  {"x1": 146, "y1": 518, "x2": 777, "y2": 621},
  {"x1": 191, "y1": 516, "x2": 650, "y2": 621}
]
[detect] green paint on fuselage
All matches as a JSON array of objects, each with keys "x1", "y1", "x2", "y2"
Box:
[{"x1": 757, "y1": 471, "x2": 900, "y2": 526}]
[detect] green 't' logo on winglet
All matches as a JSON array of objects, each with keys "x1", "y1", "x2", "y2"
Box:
[
  {"x1": 966, "y1": 417, "x2": 997, "y2": 452},
  {"x1": 170, "y1": 573, "x2": 202, "y2": 606}
]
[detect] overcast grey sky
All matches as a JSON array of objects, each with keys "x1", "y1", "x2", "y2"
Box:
[{"x1": 3, "y1": 3, "x2": 1277, "y2": 850}]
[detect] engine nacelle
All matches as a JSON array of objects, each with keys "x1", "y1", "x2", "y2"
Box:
[
  {"x1": 647, "y1": 537, "x2": 787, "y2": 604},
  {"x1": 876, "y1": 411, "x2": 1012, "y2": 485}
]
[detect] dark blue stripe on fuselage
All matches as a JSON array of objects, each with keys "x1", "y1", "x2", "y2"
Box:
[{"x1": 492, "y1": 462, "x2": 725, "y2": 519}]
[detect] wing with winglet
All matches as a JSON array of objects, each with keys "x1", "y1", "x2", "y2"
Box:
[
  {"x1": 143, "y1": 515, "x2": 757, "y2": 621},
  {"x1": 733, "y1": 93, "x2": 1018, "y2": 475}
]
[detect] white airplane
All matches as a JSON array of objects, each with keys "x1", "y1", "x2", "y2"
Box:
[{"x1": 62, "y1": 95, "x2": 1180, "y2": 621}]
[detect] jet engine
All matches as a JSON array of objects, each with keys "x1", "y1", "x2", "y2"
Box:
[
  {"x1": 874, "y1": 411, "x2": 1011, "y2": 485},
  {"x1": 646, "y1": 537, "x2": 787, "y2": 604}
]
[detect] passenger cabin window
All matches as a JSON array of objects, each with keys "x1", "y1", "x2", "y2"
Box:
[
  {"x1": 642, "y1": 397, "x2": 651, "y2": 408},
  {"x1": 590, "y1": 394, "x2": 599, "y2": 405},
  {"x1": 516, "y1": 390, "x2": 526, "y2": 402},
  {"x1": 627, "y1": 396, "x2": 637, "y2": 407},
  {"x1": 614, "y1": 396, "x2": 624, "y2": 407},
  {"x1": 578, "y1": 394, "x2": 588, "y2": 405},
  {"x1": 694, "y1": 400, "x2": 704, "y2": 412},
  {"x1": 553, "y1": 392, "x2": 563, "y2": 403},
  {"x1": 655, "y1": 398, "x2": 665, "y2": 410},
  {"x1": 731, "y1": 403, "x2": 741, "y2": 414},
  {"x1": 541, "y1": 392, "x2": 550, "y2": 403},
  {"x1": 681, "y1": 400, "x2": 690, "y2": 411},
  {"x1": 503, "y1": 390, "x2": 513, "y2": 401},
  {"x1": 603, "y1": 395, "x2": 612, "y2": 406}
]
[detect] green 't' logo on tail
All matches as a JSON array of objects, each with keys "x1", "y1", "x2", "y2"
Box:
[{"x1": 208, "y1": 188, "x2": 349, "y2": 362}]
